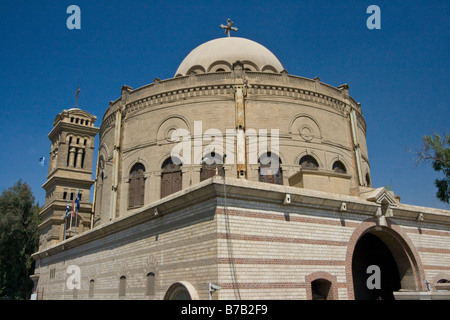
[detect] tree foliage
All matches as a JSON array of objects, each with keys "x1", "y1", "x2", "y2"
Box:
[
  {"x1": 417, "y1": 134, "x2": 450, "y2": 204},
  {"x1": 0, "y1": 180, "x2": 40, "y2": 299}
]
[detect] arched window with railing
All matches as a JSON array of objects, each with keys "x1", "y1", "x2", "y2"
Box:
[
  {"x1": 200, "y1": 152, "x2": 225, "y2": 181},
  {"x1": 258, "y1": 152, "x2": 283, "y2": 185}
]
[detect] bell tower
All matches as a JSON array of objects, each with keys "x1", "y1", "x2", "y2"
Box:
[{"x1": 38, "y1": 107, "x2": 99, "y2": 250}]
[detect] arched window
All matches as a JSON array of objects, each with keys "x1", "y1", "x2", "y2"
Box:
[
  {"x1": 200, "y1": 152, "x2": 225, "y2": 181},
  {"x1": 146, "y1": 273, "x2": 156, "y2": 296},
  {"x1": 78, "y1": 149, "x2": 85, "y2": 168},
  {"x1": 161, "y1": 157, "x2": 182, "y2": 198},
  {"x1": 332, "y1": 160, "x2": 347, "y2": 174},
  {"x1": 129, "y1": 163, "x2": 145, "y2": 208},
  {"x1": 119, "y1": 276, "x2": 126, "y2": 297},
  {"x1": 259, "y1": 152, "x2": 283, "y2": 185},
  {"x1": 89, "y1": 279, "x2": 95, "y2": 298},
  {"x1": 300, "y1": 155, "x2": 319, "y2": 170},
  {"x1": 311, "y1": 279, "x2": 332, "y2": 300}
]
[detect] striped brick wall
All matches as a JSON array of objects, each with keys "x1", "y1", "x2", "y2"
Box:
[
  {"x1": 35, "y1": 199, "x2": 218, "y2": 300},
  {"x1": 33, "y1": 179, "x2": 450, "y2": 300},
  {"x1": 214, "y1": 197, "x2": 450, "y2": 300},
  {"x1": 215, "y1": 203, "x2": 353, "y2": 299}
]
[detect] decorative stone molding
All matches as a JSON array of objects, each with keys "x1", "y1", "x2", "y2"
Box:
[
  {"x1": 143, "y1": 255, "x2": 159, "y2": 277},
  {"x1": 100, "y1": 72, "x2": 365, "y2": 137},
  {"x1": 361, "y1": 187, "x2": 399, "y2": 226}
]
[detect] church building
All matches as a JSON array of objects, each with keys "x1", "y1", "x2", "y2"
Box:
[{"x1": 31, "y1": 21, "x2": 450, "y2": 300}]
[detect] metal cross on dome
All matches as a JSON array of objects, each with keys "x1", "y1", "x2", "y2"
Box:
[{"x1": 220, "y1": 18, "x2": 238, "y2": 37}]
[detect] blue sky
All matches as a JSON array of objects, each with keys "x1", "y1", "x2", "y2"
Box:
[{"x1": 0, "y1": 0, "x2": 448, "y2": 209}]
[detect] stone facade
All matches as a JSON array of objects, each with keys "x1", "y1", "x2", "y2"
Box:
[
  {"x1": 32, "y1": 177, "x2": 450, "y2": 300},
  {"x1": 31, "y1": 36, "x2": 450, "y2": 300},
  {"x1": 94, "y1": 71, "x2": 370, "y2": 226}
]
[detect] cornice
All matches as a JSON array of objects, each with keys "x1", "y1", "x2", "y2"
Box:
[
  {"x1": 48, "y1": 121, "x2": 99, "y2": 141},
  {"x1": 43, "y1": 170, "x2": 94, "y2": 188},
  {"x1": 99, "y1": 72, "x2": 366, "y2": 136}
]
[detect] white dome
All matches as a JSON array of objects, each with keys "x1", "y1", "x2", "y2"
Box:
[{"x1": 175, "y1": 37, "x2": 285, "y2": 76}]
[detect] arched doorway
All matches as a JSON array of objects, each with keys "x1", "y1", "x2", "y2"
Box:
[
  {"x1": 352, "y1": 233, "x2": 400, "y2": 299},
  {"x1": 164, "y1": 281, "x2": 199, "y2": 300},
  {"x1": 311, "y1": 279, "x2": 333, "y2": 300},
  {"x1": 306, "y1": 271, "x2": 338, "y2": 300},
  {"x1": 350, "y1": 225, "x2": 423, "y2": 300}
]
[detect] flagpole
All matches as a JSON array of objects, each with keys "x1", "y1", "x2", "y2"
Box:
[
  {"x1": 63, "y1": 215, "x2": 67, "y2": 240},
  {"x1": 69, "y1": 211, "x2": 73, "y2": 237},
  {"x1": 74, "y1": 213, "x2": 78, "y2": 236},
  {"x1": 69, "y1": 198, "x2": 74, "y2": 237},
  {"x1": 64, "y1": 200, "x2": 69, "y2": 240},
  {"x1": 74, "y1": 190, "x2": 80, "y2": 236},
  {"x1": 74, "y1": 209, "x2": 78, "y2": 236}
]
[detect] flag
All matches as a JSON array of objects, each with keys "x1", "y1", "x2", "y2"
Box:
[
  {"x1": 75, "y1": 190, "x2": 81, "y2": 212},
  {"x1": 65, "y1": 200, "x2": 70, "y2": 218},
  {"x1": 74, "y1": 190, "x2": 81, "y2": 237}
]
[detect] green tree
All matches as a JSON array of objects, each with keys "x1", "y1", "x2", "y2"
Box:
[
  {"x1": 0, "y1": 180, "x2": 40, "y2": 300},
  {"x1": 417, "y1": 134, "x2": 450, "y2": 204}
]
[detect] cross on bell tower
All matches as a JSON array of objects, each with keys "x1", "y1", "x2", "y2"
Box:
[{"x1": 220, "y1": 18, "x2": 238, "y2": 37}]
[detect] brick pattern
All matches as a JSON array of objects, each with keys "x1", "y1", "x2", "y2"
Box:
[
  {"x1": 215, "y1": 201, "x2": 450, "y2": 300},
  {"x1": 34, "y1": 196, "x2": 450, "y2": 300},
  {"x1": 35, "y1": 199, "x2": 218, "y2": 300}
]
